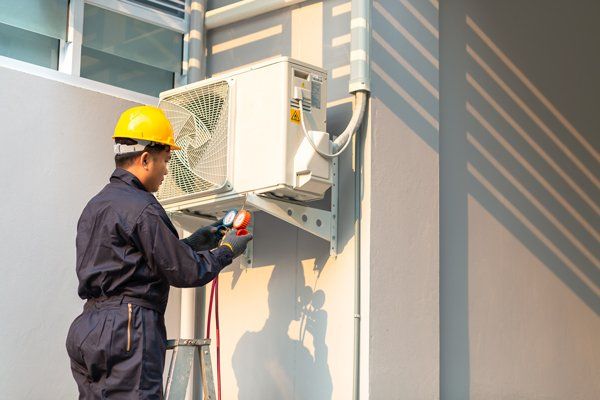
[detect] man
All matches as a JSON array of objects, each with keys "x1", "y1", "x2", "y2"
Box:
[{"x1": 66, "y1": 105, "x2": 252, "y2": 399}]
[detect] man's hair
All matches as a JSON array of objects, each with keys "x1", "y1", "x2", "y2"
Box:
[{"x1": 114, "y1": 138, "x2": 169, "y2": 168}]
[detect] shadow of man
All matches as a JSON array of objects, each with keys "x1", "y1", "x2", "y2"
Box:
[{"x1": 232, "y1": 263, "x2": 332, "y2": 399}]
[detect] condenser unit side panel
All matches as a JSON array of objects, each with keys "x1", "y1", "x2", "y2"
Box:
[
  {"x1": 284, "y1": 62, "x2": 329, "y2": 193},
  {"x1": 231, "y1": 62, "x2": 288, "y2": 194}
]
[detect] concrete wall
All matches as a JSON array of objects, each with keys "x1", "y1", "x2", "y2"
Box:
[
  {"x1": 440, "y1": 0, "x2": 600, "y2": 398},
  {"x1": 369, "y1": 0, "x2": 440, "y2": 398}
]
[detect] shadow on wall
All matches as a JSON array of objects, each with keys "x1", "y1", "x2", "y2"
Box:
[
  {"x1": 207, "y1": 4, "x2": 290, "y2": 76},
  {"x1": 465, "y1": 15, "x2": 600, "y2": 315},
  {"x1": 441, "y1": 2, "x2": 599, "y2": 398},
  {"x1": 372, "y1": 0, "x2": 440, "y2": 151},
  {"x1": 224, "y1": 212, "x2": 332, "y2": 398},
  {"x1": 231, "y1": 261, "x2": 333, "y2": 399}
]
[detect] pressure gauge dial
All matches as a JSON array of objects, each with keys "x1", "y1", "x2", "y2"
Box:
[
  {"x1": 233, "y1": 210, "x2": 251, "y2": 230},
  {"x1": 222, "y1": 209, "x2": 238, "y2": 228}
]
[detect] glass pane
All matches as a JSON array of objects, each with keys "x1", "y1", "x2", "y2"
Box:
[
  {"x1": 0, "y1": 22, "x2": 59, "y2": 69},
  {"x1": 81, "y1": 46, "x2": 174, "y2": 97},
  {"x1": 128, "y1": 0, "x2": 185, "y2": 18},
  {"x1": 83, "y1": 4, "x2": 182, "y2": 73},
  {"x1": 0, "y1": 0, "x2": 67, "y2": 40}
]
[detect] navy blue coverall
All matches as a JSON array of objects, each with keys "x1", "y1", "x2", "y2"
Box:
[{"x1": 66, "y1": 168, "x2": 233, "y2": 399}]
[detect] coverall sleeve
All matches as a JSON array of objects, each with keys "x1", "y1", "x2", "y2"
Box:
[{"x1": 134, "y1": 203, "x2": 233, "y2": 288}]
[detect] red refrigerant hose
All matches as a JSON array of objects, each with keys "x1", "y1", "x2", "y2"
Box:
[
  {"x1": 206, "y1": 209, "x2": 251, "y2": 400},
  {"x1": 206, "y1": 276, "x2": 221, "y2": 400}
]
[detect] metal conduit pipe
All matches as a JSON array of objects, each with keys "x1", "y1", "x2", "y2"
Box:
[
  {"x1": 331, "y1": 91, "x2": 367, "y2": 153},
  {"x1": 333, "y1": 0, "x2": 371, "y2": 152},
  {"x1": 349, "y1": 1, "x2": 370, "y2": 399},
  {"x1": 205, "y1": 0, "x2": 308, "y2": 30},
  {"x1": 182, "y1": 2, "x2": 208, "y2": 398},
  {"x1": 188, "y1": 0, "x2": 208, "y2": 83}
]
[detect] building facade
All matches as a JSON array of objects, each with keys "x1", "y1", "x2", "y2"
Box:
[{"x1": 0, "y1": 0, "x2": 598, "y2": 399}]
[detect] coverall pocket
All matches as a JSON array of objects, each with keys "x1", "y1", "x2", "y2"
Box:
[{"x1": 73, "y1": 310, "x2": 114, "y2": 381}]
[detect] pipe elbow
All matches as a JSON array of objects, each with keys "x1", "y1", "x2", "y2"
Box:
[{"x1": 332, "y1": 91, "x2": 369, "y2": 153}]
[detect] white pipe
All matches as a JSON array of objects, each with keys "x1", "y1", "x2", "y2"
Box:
[
  {"x1": 205, "y1": 0, "x2": 307, "y2": 30},
  {"x1": 182, "y1": 4, "x2": 208, "y2": 397},
  {"x1": 188, "y1": 0, "x2": 208, "y2": 83},
  {"x1": 331, "y1": 91, "x2": 368, "y2": 153},
  {"x1": 349, "y1": 2, "x2": 370, "y2": 399},
  {"x1": 180, "y1": 287, "x2": 197, "y2": 339},
  {"x1": 179, "y1": 275, "x2": 196, "y2": 400},
  {"x1": 349, "y1": 0, "x2": 371, "y2": 92}
]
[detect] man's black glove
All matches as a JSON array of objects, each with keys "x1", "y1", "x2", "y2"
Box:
[
  {"x1": 219, "y1": 229, "x2": 253, "y2": 258},
  {"x1": 182, "y1": 219, "x2": 225, "y2": 251}
]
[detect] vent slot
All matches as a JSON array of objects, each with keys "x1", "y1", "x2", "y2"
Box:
[
  {"x1": 293, "y1": 69, "x2": 309, "y2": 80},
  {"x1": 290, "y1": 98, "x2": 311, "y2": 112}
]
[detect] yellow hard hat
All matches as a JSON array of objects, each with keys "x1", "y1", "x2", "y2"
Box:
[{"x1": 113, "y1": 105, "x2": 181, "y2": 150}]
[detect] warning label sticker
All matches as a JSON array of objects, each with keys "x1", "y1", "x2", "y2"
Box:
[{"x1": 290, "y1": 108, "x2": 301, "y2": 124}]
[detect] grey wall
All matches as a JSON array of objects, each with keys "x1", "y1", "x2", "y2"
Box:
[
  {"x1": 0, "y1": 66, "x2": 146, "y2": 398},
  {"x1": 369, "y1": 0, "x2": 440, "y2": 398},
  {"x1": 440, "y1": 0, "x2": 600, "y2": 398}
]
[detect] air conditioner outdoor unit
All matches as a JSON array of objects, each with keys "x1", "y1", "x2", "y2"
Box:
[{"x1": 156, "y1": 57, "x2": 331, "y2": 216}]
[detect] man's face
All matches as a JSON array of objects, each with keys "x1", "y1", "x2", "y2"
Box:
[{"x1": 143, "y1": 149, "x2": 171, "y2": 192}]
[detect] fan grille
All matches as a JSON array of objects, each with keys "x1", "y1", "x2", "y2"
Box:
[{"x1": 157, "y1": 81, "x2": 230, "y2": 202}]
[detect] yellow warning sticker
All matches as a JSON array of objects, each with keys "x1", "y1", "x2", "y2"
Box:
[{"x1": 290, "y1": 108, "x2": 301, "y2": 124}]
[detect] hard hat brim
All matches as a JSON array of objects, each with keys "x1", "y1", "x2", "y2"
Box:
[{"x1": 112, "y1": 135, "x2": 182, "y2": 151}]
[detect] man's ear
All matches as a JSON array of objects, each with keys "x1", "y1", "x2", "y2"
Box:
[{"x1": 140, "y1": 151, "x2": 151, "y2": 169}]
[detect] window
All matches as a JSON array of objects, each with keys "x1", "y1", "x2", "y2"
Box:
[
  {"x1": 0, "y1": 0, "x2": 68, "y2": 69},
  {"x1": 80, "y1": 4, "x2": 183, "y2": 97},
  {"x1": 0, "y1": 0, "x2": 186, "y2": 97},
  {"x1": 0, "y1": 23, "x2": 60, "y2": 69}
]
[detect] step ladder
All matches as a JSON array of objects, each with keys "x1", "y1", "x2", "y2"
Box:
[{"x1": 165, "y1": 339, "x2": 216, "y2": 400}]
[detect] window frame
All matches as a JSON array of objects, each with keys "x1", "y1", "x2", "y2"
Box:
[{"x1": 58, "y1": 0, "x2": 190, "y2": 92}]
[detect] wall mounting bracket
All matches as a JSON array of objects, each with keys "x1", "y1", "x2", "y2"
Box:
[
  {"x1": 245, "y1": 158, "x2": 338, "y2": 256},
  {"x1": 167, "y1": 160, "x2": 338, "y2": 259}
]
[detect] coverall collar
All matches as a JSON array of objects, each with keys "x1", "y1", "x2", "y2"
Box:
[{"x1": 110, "y1": 168, "x2": 148, "y2": 192}]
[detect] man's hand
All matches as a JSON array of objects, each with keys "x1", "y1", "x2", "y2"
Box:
[
  {"x1": 182, "y1": 219, "x2": 225, "y2": 251},
  {"x1": 219, "y1": 229, "x2": 253, "y2": 258}
]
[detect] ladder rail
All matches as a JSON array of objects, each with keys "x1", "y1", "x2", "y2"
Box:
[{"x1": 165, "y1": 339, "x2": 216, "y2": 400}]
